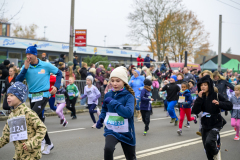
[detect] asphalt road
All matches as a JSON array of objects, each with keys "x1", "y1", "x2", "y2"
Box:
[{"x1": 0, "y1": 108, "x2": 239, "y2": 160}]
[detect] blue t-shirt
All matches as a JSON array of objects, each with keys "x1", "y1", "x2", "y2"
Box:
[{"x1": 20, "y1": 59, "x2": 58, "y2": 98}]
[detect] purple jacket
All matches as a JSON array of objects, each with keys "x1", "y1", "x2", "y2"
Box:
[{"x1": 95, "y1": 68, "x2": 104, "y2": 89}]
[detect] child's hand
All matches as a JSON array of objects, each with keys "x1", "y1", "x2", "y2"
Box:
[
  {"x1": 195, "y1": 91, "x2": 198, "y2": 94},
  {"x1": 73, "y1": 94, "x2": 75, "y2": 97},
  {"x1": 212, "y1": 100, "x2": 219, "y2": 105},
  {"x1": 151, "y1": 98, "x2": 154, "y2": 101},
  {"x1": 22, "y1": 143, "x2": 28, "y2": 151},
  {"x1": 159, "y1": 88, "x2": 162, "y2": 91},
  {"x1": 198, "y1": 91, "x2": 203, "y2": 98}
]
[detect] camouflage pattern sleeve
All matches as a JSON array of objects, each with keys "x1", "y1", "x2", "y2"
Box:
[
  {"x1": 24, "y1": 110, "x2": 47, "y2": 151},
  {"x1": 0, "y1": 122, "x2": 10, "y2": 148}
]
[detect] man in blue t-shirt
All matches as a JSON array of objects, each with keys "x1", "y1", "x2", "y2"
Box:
[{"x1": 16, "y1": 44, "x2": 62, "y2": 155}]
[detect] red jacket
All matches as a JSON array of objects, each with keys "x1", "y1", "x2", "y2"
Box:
[
  {"x1": 137, "y1": 57, "x2": 144, "y2": 66},
  {"x1": 49, "y1": 75, "x2": 56, "y2": 97}
]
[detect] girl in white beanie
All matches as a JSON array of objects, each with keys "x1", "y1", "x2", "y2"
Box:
[{"x1": 96, "y1": 66, "x2": 137, "y2": 160}]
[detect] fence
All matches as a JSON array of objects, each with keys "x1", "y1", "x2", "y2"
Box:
[{"x1": 0, "y1": 79, "x2": 88, "y2": 116}]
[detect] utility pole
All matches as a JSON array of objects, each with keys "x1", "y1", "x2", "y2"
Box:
[
  {"x1": 218, "y1": 15, "x2": 222, "y2": 72},
  {"x1": 44, "y1": 26, "x2": 47, "y2": 40},
  {"x1": 69, "y1": 0, "x2": 75, "y2": 62}
]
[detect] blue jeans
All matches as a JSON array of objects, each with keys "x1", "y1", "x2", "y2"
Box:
[
  {"x1": 49, "y1": 97, "x2": 57, "y2": 111},
  {"x1": 136, "y1": 96, "x2": 141, "y2": 111},
  {"x1": 80, "y1": 94, "x2": 87, "y2": 105},
  {"x1": 88, "y1": 104, "x2": 97, "y2": 123},
  {"x1": 167, "y1": 101, "x2": 178, "y2": 120},
  {"x1": 164, "y1": 99, "x2": 168, "y2": 111}
]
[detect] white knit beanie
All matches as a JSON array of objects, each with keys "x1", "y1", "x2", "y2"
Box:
[
  {"x1": 110, "y1": 66, "x2": 128, "y2": 84},
  {"x1": 86, "y1": 75, "x2": 94, "y2": 84}
]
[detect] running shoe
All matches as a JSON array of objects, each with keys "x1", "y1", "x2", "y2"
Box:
[
  {"x1": 193, "y1": 115, "x2": 198, "y2": 124},
  {"x1": 213, "y1": 150, "x2": 221, "y2": 160},
  {"x1": 174, "y1": 119, "x2": 179, "y2": 126},
  {"x1": 184, "y1": 123, "x2": 190, "y2": 128},
  {"x1": 196, "y1": 131, "x2": 202, "y2": 136},
  {"x1": 92, "y1": 123, "x2": 96, "y2": 128},
  {"x1": 166, "y1": 112, "x2": 169, "y2": 117},
  {"x1": 72, "y1": 116, "x2": 77, "y2": 120},
  {"x1": 42, "y1": 143, "x2": 54, "y2": 155},
  {"x1": 60, "y1": 119, "x2": 64, "y2": 125},
  {"x1": 143, "y1": 131, "x2": 147, "y2": 136},
  {"x1": 63, "y1": 121, "x2": 68, "y2": 127},
  {"x1": 234, "y1": 135, "x2": 239, "y2": 141},
  {"x1": 170, "y1": 118, "x2": 176, "y2": 123},
  {"x1": 177, "y1": 129, "x2": 182, "y2": 136},
  {"x1": 41, "y1": 139, "x2": 46, "y2": 152},
  {"x1": 175, "y1": 108, "x2": 179, "y2": 111},
  {"x1": 70, "y1": 112, "x2": 73, "y2": 117},
  {"x1": 97, "y1": 107, "x2": 101, "y2": 117}
]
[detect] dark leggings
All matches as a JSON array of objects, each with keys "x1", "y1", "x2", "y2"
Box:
[
  {"x1": 141, "y1": 110, "x2": 151, "y2": 132},
  {"x1": 66, "y1": 97, "x2": 77, "y2": 116},
  {"x1": 30, "y1": 97, "x2": 51, "y2": 145},
  {"x1": 3, "y1": 95, "x2": 10, "y2": 110},
  {"x1": 104, "y1": 135, "x2": 136, "y2": 160},
  {"x1": 88, "y1": 104, "x2": 97, "y2": 123}
]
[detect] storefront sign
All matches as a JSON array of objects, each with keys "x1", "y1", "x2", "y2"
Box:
[{"x1": 75, "y1": 29, "x2": 87, "y2": 47}]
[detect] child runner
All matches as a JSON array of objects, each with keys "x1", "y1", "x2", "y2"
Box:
[
  {"x1": 230, "y1": 85, "x2": 240, "y2": 140},
  {"x1": 177, "y1": 82, "x2": 197, "y2": 135},
  {"x1": 80, "y1": 75, "x2": 101, "y2": 128},
  {"x1": 192, "y1": 75, "x2": 232, "y2": 160},
  {"x1": 96, "y1": 66, "x2": 136, "y2": 160},
  {"x1": 66, "y1": 77, "x2": 79, "y2": 119},
  {"x1": 160, "y1": 75, "x2": 180, "y2": 126},
  {"x1": 159, "y1": 80, "x2": 169, "y2": 116},
  {"x1": 140, "y1": 79, "x2": 154, "y2": 136},
  {"x1": 55, "y1": 83, "x2": 70, "y2": 127},
  {"x1": 0, "y1": 82, "x2": 47, "y2": 160}
]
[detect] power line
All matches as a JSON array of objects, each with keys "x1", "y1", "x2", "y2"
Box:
[
  {"x1": 217, "y1": 0, "x2": 240, "y2": 11},
  {"x1": 229, "y1": 0, "x2": 240, "y2": 6}
]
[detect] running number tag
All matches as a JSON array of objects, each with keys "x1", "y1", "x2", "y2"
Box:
[
  {"x1": 68, "y1": 90, "x2": 74, "y2": 96},
  {"x1": 178, "y1": 96, "x2": 185, "y2": 103},
  {"x1": 104, "y1": 112, "x2": 129, "y2": 133},
  {"x1": 191, "y1": 94, "x2": 197, "y2": 100},
  {"x1": 7, "y1": 115, "x2": 28, "y2": 142},
  {"x1": 31, "y1": 92, "x2": 43, "y2": 102},
  {"x1": 56, "y1": 94, "x2": 65, "y2": 103}
]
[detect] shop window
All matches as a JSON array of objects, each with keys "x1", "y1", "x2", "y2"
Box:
[
  {"x1": 2, "y1": 24, "x2": 7, "y2": 36},
  {"x1": 9, "y1": 52, "x2": 21, "y2": 59}
]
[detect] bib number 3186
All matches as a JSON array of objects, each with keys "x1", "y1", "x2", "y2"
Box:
[{"x1": 7, "y1": 115, "x2": 28, "y2": 142}]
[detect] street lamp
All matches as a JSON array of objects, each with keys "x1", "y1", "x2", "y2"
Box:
[
  {"x1": 44, "y1": 26, "x2": 47, "y2": 40},
  {"x1": 104, "y1": 35, "x2": 107, "y2": 47}
]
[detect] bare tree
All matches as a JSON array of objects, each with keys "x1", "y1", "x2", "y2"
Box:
[
  {"x1": 12, "y1": 23, "x2": 38, "y2": 39},
  {"x1": 128, "y1": 0, "x2": 182, "y2": 61},
  {"x1": 0, "y1": 0, "x2": 23, "y2": 23}
]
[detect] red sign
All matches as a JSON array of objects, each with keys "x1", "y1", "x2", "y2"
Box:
[{"x1": 75, "y1": 29, "x2": 87, "y2": 47}]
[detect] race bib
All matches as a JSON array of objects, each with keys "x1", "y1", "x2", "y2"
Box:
[
  {"x1": 7, "y1": 115, "x2": 28, "y2": 142},
  {"x1": 31, "y1": 92, "x2": 43, "y2": 102},
  {"x1": 68, "y1": 90, "x2": 74, "y2": 96},
  {"x1": 56, "y1": 94, "x2": 65, "y2": 103},
  {"x1": 178, "y1": 96, "x2": 185, "y2": 103},
  {"x1": 104, "y1": 112, "x2": 129, "y2": 133},
  {"x1": 191, "y1": 94, "x2": 197, "y2": 100}
]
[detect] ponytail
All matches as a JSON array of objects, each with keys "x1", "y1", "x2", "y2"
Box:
[{"x1": 124, "y1": 83, "x2": 136, "y2": 106}]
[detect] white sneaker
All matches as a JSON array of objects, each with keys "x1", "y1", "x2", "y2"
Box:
[
  {"x1": 92, "y1": 123, "x2": 96, "y2": 128},
  {"x1": 42, "y1": 143, "x2": 54, "y2": 155},
  {"x1": 41, "y1": 139, "x2": 46, "y2": 152},
  {"x1": 97, "y1": 107, "x2": 101, "y2": 117}
]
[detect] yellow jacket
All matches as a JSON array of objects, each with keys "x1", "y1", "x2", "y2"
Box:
[{"x1": 0, "y1": 103, "x2": 46, "y2": 160}]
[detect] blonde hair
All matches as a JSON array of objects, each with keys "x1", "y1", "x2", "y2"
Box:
[
  {"x1": 124, "y1": 83, "x2": 136, "y2": 106},
  {"x1": 201, "y1": 70, "x2": 213, "y2": 79},
  {"x1": 69, "y1": 76, "x2": 75, "y2": 81},
  {"x1": 235, "y1": 85, "x2": 240, "y2": 91},
  {"x1": 214, "y1": 87, "x2": 218, "y2": 93},
  {"x1": 137, "y1": 68, "x2": 142, "y2": 73},
  {"x1": 213, "y1": 71, "x2": 225, "y2": 80},
  {"x1": 89, "y1": 68, "x2": 96, "y2": 75},
  {"x1": 82, "y1": 62, "x2": 87, "y2": 67}
]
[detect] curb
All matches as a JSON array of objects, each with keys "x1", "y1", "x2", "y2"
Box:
[{"x1": 0, "y1": 105, "x2": 163, "y2": 121}]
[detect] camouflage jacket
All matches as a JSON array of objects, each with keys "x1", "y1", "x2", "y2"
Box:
[{"x1": 0, "y1": 103, "x2": 47, "y2": 160}]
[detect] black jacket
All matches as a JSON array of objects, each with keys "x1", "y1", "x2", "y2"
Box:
[
  {"x1": 162, "y1": 83, "x2": 180, "y2": 101},
  {"x1": 213, "y1": 79, "x2": 234, "y2": 99},
  {"x1": 192, "y1": 75, "x2": 233, "y2": 130},
  {"x1": 0, "y1": 64, "x2": 9, "y2": 80},
  {"x1": 80, "y1": 67, "x2": 87, "y2": 80},
  {"x1": 2, "y1": 75, "x2": 16, "y2": 94}
]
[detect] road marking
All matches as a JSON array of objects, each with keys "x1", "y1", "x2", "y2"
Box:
[
  {"x1": 114, "y1": 130, "x2": 235, "y2": 160},
  {"x1": 48, "y1": 128, "x2": 86, "y2": 134},
  {"x1": 150, "y1": 117, "x2": 170, "y2": 121}
]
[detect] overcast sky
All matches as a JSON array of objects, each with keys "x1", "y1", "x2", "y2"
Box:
[{"x1": 3, "y1": 0, "x2": 240, "y2": 54}]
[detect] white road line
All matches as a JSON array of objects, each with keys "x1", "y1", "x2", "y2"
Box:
[
  {"x1": 150, "y1": 117, "x2": 170, "y2": 121},
  {"x1": 114, "y1": 130, "x2": 235, "y2": 160},
  {"x1": 48, "y1": 128, "x2": 86, "y2": 134}
]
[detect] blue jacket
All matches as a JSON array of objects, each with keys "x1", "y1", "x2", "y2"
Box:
[
  {"x1": 140, "y1": 88, "x2": 152, "y2": 110},
  {"x1": 160, "y1": 63, "x2": 167, "y2": 72},
  {"x1": 129, "y1": 75, "x2": 144, "y2": 97},
  {"x1": 99, "y1": 89, "x2": 136, "y2": 146},
  {"x1": 179, "y1": 89, "x2": 192, "y2": 108},
  {"x1": 144, "y1": 56, "x2": 155, "y2": 68}
]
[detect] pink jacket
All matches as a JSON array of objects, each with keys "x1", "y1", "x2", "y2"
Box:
[{"x1": 152, "y1": 80, "x2": 159, "y2": 89}]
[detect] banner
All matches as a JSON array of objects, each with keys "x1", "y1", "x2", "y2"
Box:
[{"x1": 75, "y1": 29, "x2": 87, "y2": 47}]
